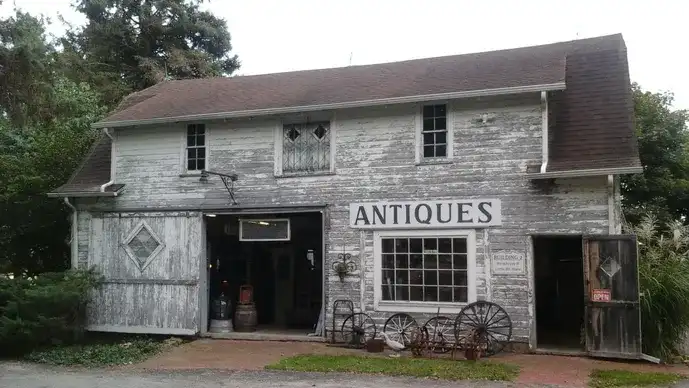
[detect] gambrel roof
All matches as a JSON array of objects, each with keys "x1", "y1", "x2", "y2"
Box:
[{"x1": 50, "y1": 34, "x2": 641, "y2": 196}]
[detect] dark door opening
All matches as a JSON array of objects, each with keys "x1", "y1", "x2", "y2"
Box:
[
  {"x1": 533, "y1": 235, "x2": 585, "y2": 350},
  {"x1": 206, "y1": 212, "x2": 323, "y2": 333}
]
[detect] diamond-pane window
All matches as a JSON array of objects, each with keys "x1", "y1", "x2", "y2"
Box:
[
  {"x1": 123, "y1": 221, "x2": 165, "y2": 272},
  {"x1": 600, "y1": 256, "x2": 621, "y2": 278},
  {"x1": 282, "y1": 121, "x2": 330, "y2": 173},
  {"x1": 313, "y1": 124, "x2": 327, "y2": 140},
  {"x1": 286, "y1": 127, "x2": 300, "y2": 142}
]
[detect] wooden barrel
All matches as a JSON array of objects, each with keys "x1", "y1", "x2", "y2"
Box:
[{"x1": 234, "y1": 303, "x2": 257, "y2": 332}]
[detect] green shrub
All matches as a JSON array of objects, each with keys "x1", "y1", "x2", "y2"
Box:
[
  {"x1": 636, "y1": 216, "x2": 689, "y2": 360},
  {"x1": 0, "y1": 269, "x2": 102, "y2": 356}
]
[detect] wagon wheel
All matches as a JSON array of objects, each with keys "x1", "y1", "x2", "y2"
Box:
[
  {"x1": 423, "y1": 316, "x2": 455, "y2": 353},
  {"x1": 341, "y1": 312, "x2": 377, "y2": 347},
  {"x1": 454, "y1": 301, "x2": 512, "y2": 356},
  {"x1": 383, "y1": 313, "x2": 418, "y2": 349}
]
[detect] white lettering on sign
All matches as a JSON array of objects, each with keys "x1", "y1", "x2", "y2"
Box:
[
  {"x1": 492, "y1": 251, "x2": 525, "y2": 275},
  {"x1": 349, "y1": 199, "x2": 502, "y2": 229}
]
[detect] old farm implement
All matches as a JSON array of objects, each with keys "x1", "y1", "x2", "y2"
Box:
[{"x1": 332, "y1": 300, "x2": 512, "y2": 359}]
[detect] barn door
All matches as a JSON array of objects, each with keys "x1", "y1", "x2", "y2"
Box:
[{"x1": 583, "y1": 235, "x2": 641, "y2": 359}]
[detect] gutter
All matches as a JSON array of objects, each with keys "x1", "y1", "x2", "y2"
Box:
[
  {"x1": 100, "y1": 128, "x2": 115, "y2": 193},
  {"x1": 527, "y1": 166, "x2": 643, "y2": 180},
  {"x1": 92, "y1": 82, "x2": 567, "y2": 129},
  {"x1": 540, "y1": 91, "x2": 549, "y2": 173},
  {"x1": 47, "y1": 190, "x2": 120, "y2": 198},
  {"x1": 607, "y1": 174, "x2": 616, "y2": 234},
  {"x1": 64, "y1": 197, "x2": 78, "y2": 269}
]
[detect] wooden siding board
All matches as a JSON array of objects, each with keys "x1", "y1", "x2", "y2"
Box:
[{"x1": 78, "y1": 96, "x2": 612, "y2": 341}]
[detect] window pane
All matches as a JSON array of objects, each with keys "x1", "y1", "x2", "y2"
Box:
[
  {"x1": 382, "y1": 254, "x2": 394, "y2": 269},
  {"x1": 423, "y1": 145, "x2": 435, "y2": 158},
  {"x1": 454, "y1": 287, "x2": 468, "y2": 303},
  {"x1": 410, "y1": 270, "x2": 423, "y2": 285},
  {"x1": 438, "y1": 238, "x2": 451, "y2": 253},
  {"x1": 395, "y1": 238, "x2": 408, "y2": 253},
  {"x1": 395, "y1": 254, "x2": 408, "y2": 269},
  {"x1": 438, "y1": 254, "x2": 452, "y2": 269},
  {"x1": 434, "y1": 104, "x2": 446, "y2": 116},
  {"x1": 410, "y1": 239, "x2": 422, "y2": 253},
  {"x1": 187, "y1": 159, "x2": 196, "y2": 171},
  {"x1": 187, "y1": 148, "x2": 196, "y2": 159},
  {"x1": 410, "y1": 254, "x2": 423, "y2": 269},
  {"x1": 187, "y1": 125, "x2": 196, "y2": 136},
  {"x1": 439, "y1": 287, "x2": 453, "y2": 302},
  {"x1": 196, "y1": 134, "x2": 205, "y2": 145},
  {"x1": 188, "y1": 134, "x2": 197, "y2": 146},
  {"x1": 382, "y1": 282, "x2": 393, "y2": 300},
  {"x1": 423, "y1": 238, "x2": 437, "y2": 251},
  {"x1": 436, "y1": 131, "x2": 447, "y2": 145},
  {"x1": 410, "y1": 286, "x2": 423, "y2": 301},
  {"x1": 196, "y1": 124, "x2": 205, "y2": 135},
  {"x1": 382, "y1": 239, "x2": 394, "y2": 253},
  {"x1": 435, "y1": 145, "x2": 447, "y2": 157},
  {"x1": 453, "y1": 238, "x2": 467, "y2": 253},
  {"x1": 454, "y1": 270, "x2": 468, "y2": 286},
  {"x1": 197, "y1": 159, "x2": 205, "y2": 170},
  {"x1": 435, "y1": 117, "x2": 446, "y2": 130},
  {"x1": 424, "y1": 270, "x2": 437, "y2": 285},
  {"x1": 383, "y1": 269, "x2": 394, "y2": 283},
  {"x1": 423, "y1": 132, "x2": 434, "y2": 145},
  {"x1": 240, "y1": 219, "x2": 289, "y2": 240},
  {"x1": 396, "y1": 270, "x2": 409, "y2": 284},
  {"x1": 395, "y1": 286, "x2": 409, "y2": 301},
  {"x1": 422, "y1": 118, "x2": 434, "y2": 131},
  {"x1": 197, "y1": 147, "x2": 206, "y2": 159},
  {"x1": 424, "y1": 254, "x2": 437, "y2": 269},
  {"x1": 424, "y1": 286, "x2": 438, "y2": 302},
  {"x1": 438, "y1": 270, "x2": 453, "y2": 286},
  {"x1": 453, "y1": 254, "x2": 467, "y2": 270},
  {"x1": 422, "y1": 105, "x2": 434, "y2": 118}
]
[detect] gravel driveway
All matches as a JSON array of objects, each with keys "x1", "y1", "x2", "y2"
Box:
[{"x1": 0, "y1": 362, "x2": 549, "y2": 388}]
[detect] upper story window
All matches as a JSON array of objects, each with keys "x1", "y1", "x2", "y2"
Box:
[
  {"x1": 422, "y1": 104, "x2": 448, "y2": 158},
  {"x1": 281, "y1": 121, "x2": 331, "y2": 174},
  {"x1": 186, "y1": 123, "x2": 206, "y2": 171}
]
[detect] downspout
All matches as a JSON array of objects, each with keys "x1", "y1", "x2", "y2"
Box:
[
  {"x1": 100, "y1": 128, "x2": 115, "y2": 193},
  {"x1": 64, "y1": 197, "x2": 78, "y2": 269},
  {"x1": 540, "y1": 91, "x2": 549, "y2": 173},
  {"x1": 607, "y1": 174, "x2": 616, "y2": 234}
]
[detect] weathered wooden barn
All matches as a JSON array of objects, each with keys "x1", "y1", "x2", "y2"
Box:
[{"x1": 50, "y1": 34, "x2": 645, "y2": 358}]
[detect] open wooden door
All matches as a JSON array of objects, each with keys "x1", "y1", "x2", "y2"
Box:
[{"x1": 583, "y1": 235, "x2": 642, "y2": 359}]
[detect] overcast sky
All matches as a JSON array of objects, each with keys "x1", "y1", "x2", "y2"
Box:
[{"x1": 3, "y1": 0, "x2": 688, "y2": 109}]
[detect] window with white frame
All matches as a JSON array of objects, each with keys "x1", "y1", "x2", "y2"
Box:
[
  {"x1": 186, "y1": 123, "x2": 206, "y2": 171},
  {"x1": 376, "y1": 230, "x2": 474, "y2": 305},
  {"x1": 282, "y1": 121, "x2": 330, "y2": 173},
  {"x1": 421, "y1": 104, "x2": 448, "y2": 158}
]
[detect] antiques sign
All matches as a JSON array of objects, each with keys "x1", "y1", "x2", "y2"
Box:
[
  {"x1": 592, "y1": 289, "x2": 612, "y2": 302},
  {"x1": 349, "y1": 199, "x2": 502, "y2": 229},
  {"x1": 492, "y1": 251, "x2": 525, "y2": 275}
]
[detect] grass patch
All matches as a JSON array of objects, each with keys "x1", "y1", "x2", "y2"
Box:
[
  {"x1": 589, "y1": 369, "x2": 684, "y2": 387},
  {"x1": 25, "y1": 336, "x2": 183, "y2": 367},
  {"x1": 265, "y1": 354, "x2": 519, "y2": 381}
]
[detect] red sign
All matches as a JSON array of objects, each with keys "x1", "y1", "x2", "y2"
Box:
[{"x1": 592, "y1": 289, "x2": 611, "y2": 302}]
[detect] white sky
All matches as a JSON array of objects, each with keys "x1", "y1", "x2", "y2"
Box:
[{"x1": 3, "y1": 0, "x2": 688, "y2": 109}]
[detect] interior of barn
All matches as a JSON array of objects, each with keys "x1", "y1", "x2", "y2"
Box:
[
  {"x1": 205, "y1": 212, "x2": 323, "y2": 335},
  {"x1": 533, "y1": 235, "x2": 585, "y2": 351}
]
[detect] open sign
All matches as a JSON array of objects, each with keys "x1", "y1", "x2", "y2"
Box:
[{"x1": 592, "y1": 289, "x2": 612, "y2": 302}]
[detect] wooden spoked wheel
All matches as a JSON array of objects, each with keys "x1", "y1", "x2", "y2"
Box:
[
  {"x1": 341, "y1": 312, "x2": 377, "y2": 347},
  {"x1": 383, "y1": 313, "x2": 418, "y2": 349},
  {"x1": 423, "y1": 316, "x2": 455, "y2": 353},
  {"x1": 454, "y1": 301, "x2": 512, "y2": 356}
]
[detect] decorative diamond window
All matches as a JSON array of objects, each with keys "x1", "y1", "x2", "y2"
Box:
[
  {"x1": 600, "y1": 256, "x2": 621, "y2": 278},
  {"x1": 123, "y1": 221, "x2": 165, "y2": 272},
  {"x1": 282, "y1": 121, "x2": 330, "y2": 173}
]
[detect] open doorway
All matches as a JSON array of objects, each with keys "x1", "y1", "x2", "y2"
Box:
[
  {"x1": 206, "y1": 212, "x2": 323, "y2": 334},
  {"x1": 533, "y1": 235, "x2": 584, "y2": 350}
]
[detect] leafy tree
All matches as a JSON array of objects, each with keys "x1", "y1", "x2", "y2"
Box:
[
  {"x1": 62, "y1": 0, "x2": 240, "y2": 106},
  {"x1": 622, "y1": 84, "x2": 689, "y2": 226}
]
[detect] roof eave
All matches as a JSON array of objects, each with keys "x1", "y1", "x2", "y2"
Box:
[
  {"x1": 47, "y1": 186, "x2": 125, "y2": 198},
  {"x1": 92, "y1": 82, "x2": 566, "y2": 129},
  {"x1": 527, "y1": 166, "x2": 643, "y2": 180}
]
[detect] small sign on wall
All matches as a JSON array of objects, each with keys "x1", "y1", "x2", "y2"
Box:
[
  {"x1": 592, "y1": 289, "x2": 612, "y2": 302},
  {"x1": 492, "y1": 251, "x2": 525, "y2": 275}
]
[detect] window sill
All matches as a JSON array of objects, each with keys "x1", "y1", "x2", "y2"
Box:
[
  {"x1": 375, "y1": 301, "x2": 471, "y2": 314},
  {"x1": 415, "y1": 159, "x2": 454, "y2": 166},
  {"x1": 179, "y1": 172, "x2": 203, "y2": 178},
  {"x1": 275, "y1": 171, "x2": 335, "y2": 179}
]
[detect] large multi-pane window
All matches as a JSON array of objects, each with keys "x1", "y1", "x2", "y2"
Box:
[
  {"x1": 421, "y1": 104, "x2": 448, "y2": 158},
  {"x1": 380, "y1": 235, "x2": 469, "y2": 303},
  {"x1": 186, "y1": 123, "x2": 206, "y2": 171}
]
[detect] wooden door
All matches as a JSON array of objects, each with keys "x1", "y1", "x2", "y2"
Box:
[{"x1": 583, "y1": 235, "x2": 641, "y2": 358}]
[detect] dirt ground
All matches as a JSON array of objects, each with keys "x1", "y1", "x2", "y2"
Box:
[{"x1": 133, "y1": 339, "x2": 689, "y2": 388}]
